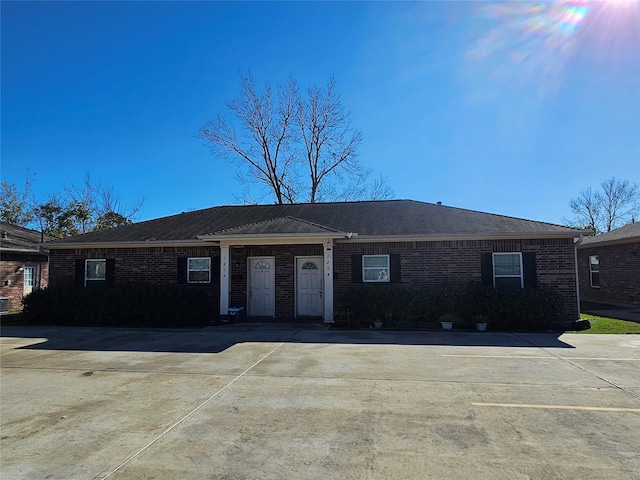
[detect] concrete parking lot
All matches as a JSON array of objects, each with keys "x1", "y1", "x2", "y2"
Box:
[{"x1": 1, "y1": 324, "x2": 639, "y2": 480}]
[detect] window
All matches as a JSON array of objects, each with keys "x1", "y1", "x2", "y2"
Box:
[
  {"x1": 493, "y1": 253, "x2": 523, "y2": 290},
  {"x1": 363, "y1": 255, "x2": 390, "y2": 283},
  {"x1": 589, "y1": 255, "x2": 600, "y2": 288},
  {"x1": 188, "y1": 257, "x2": 211, "y2": 283},
  {"x1": 85, "y1": 259, "x2": 106, "y2": 284},
  {"x1": 24, "y1": 266, "x2": 35, "y2": 287}
]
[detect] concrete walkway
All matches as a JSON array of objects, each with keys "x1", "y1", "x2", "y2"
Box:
[{"x1": 581, "y1": 302, "x2": 640, "y2": 323}]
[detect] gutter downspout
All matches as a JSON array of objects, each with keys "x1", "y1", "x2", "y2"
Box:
[{"x1": 573, "y1": 234, "x2": 584, "y2": 320}]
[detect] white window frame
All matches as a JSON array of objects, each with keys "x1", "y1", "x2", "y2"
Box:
[
  {"x1": 362, "y1": 254, "x2": 390, "y2": 283},
  {"x1": 589, "y1": 255, "x2": 600, "y2": 288},
  {"x1": 85, "y1": 259, "x2": 106, "y2": 286},
  {"x1": 492, "y1": 252, "x2": 523, "y2": 289},
  {"x1": 24, "y1": 265, "x2": 37, "y2": 288},
  {"x1": 187, "y1": 257, "x2": 211, "y2": 284}
]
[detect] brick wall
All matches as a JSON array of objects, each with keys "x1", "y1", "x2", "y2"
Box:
[
  {"x1": 578, "y1": 242, "x2": 640, "y2": 306},
  {"x1": 49, "y1": 238, "x2": 579, "y2": 323},
  {"x1": 0, "y1": 253, "x2": 49, "y2": 310},
  {"x1": 48, "y1": 246, "x2": 221, "y2": 309},
  {"x1": 228, "y1": 244, "x2": 323, "y2": 318},
  {"x1": 333, "y1": 238, "x2": 579, "y2": 323}
]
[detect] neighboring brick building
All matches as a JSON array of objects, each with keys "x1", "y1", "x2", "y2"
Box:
[
  {"x1": 577, "y1": 222, "x2": 640, "y2": 307},
  {"x1": 45, "y1": 200, "x2": 589, "y2": 324},
  {"x1": 0, "y1": 222, "x2": 54, "y2": 311}
]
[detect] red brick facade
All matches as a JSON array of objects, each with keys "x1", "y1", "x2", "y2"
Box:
[
  {"x1": 48, "y1": 237, "x2": 579, "y2": 323},
  {"x1": 578, "y1": 241, "x2": 640, "y2": 306},
  {"x1": 48, "y1": 246, "x2": 221, "y2": 308},
  {"x1": 333, "y1": 238, "x2": 578, "y2": 323},
  {"x1": 0, "y1": 253, "x2": 49, "y2": 310}
]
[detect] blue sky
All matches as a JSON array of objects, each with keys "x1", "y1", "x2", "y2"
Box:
[{"x1": 2, "y1": 1, "x2": 639, "y2": 225}]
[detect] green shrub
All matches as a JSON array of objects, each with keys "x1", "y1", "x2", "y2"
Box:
[
  {"x1": 22, "y1": 284, "x2": 214, "y2": 328},
  {"x1": 336, "y1": 283, "x2": 563, "y2": 331}
]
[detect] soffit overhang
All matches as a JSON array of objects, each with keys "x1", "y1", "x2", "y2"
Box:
[{"x1": 45, "y1": 231, "x2": 587, "y2": 250}]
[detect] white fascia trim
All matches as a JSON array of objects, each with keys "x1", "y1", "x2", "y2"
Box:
[
  {"x1": 339, "y1": 233, "x2": 589, "y2": 243},
  {"x1": 577, "y1": 237, "x2": 640, "y2": 248},
  {"x1": 0, "y1": 247, "x2": 48, "y2": 254},
  {"x1": 46, "y1": 240, "x2": 209, "y2": 250}
]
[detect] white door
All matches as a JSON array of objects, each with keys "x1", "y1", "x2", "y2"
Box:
[
  {"x1": 23, "y1": 266, "x2": 37, "y2": 296},
  {"x1": 296, "y1": 257, "x2": 323, "y2": 317},
  {"x1": 248, "y1": 258, "x2": 275, "y2": 317}
]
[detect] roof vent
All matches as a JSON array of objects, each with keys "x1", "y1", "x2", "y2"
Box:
[
  {"x1": 436, "y1": 201, "x2": 442, "y2": 206},
  {"x1": 1, "y1": 231, "x2": 7, "y2": 239}
]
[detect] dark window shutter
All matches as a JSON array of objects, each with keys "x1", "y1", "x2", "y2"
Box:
[
  {"x1": 390, "y1": 254, "x2": 401, "y2": 283},
  {"x1": 75, "y1": 259, "x2": 85, "y2": 288},
  {"x1": 523, "y1": 252, "x2": 537, "y2": 288},
  {"x1": 351, "y1": 255, "x2": 362, "y2": 283},
  {"x1": 481, "y1": 253, "x2": 493, "y2": 286},
  {"x1": 105, "y1": 259, "x2": 116, "y2": 287},
  {"x1": 211, "y1": 256, "x2": 220, "y2": 283},
  {"x1": 177, "y1": 257, "x2": 187, "y2": 284}
]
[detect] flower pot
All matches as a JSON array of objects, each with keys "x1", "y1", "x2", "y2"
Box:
[
  {"x1": 441, "y1": 321, "x2": 453, "y2": 330},
  {"x1": 476, "y1": 322, "x2": 488, "y2": 332},
  {"x1": 374, "y1": 320, "x2": 384, "y2": 329}
]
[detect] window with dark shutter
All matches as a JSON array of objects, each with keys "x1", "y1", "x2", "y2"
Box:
[
  {"x1": 351, "y1": 255, "x2": 363, "y2": 283},
  {"x1": 390, "y1": 254, "x2": 401, "y2": 283},
  {"x1": 522, "y1": 252, "x2": 537, "y2": 289},
  {"x1": 492, "y1": 253, "x2": 523, "y2": 290},
  {"x1": 75, "y1": 259, "x2": 85, "y2": 289},
  {"x1": 363, "y1": 255, "x2": 390, "y2": 282},
  {"x1": 187, "y1": 258, "x2": 211, "y2": 283},
  {"x1": 177, "y1": 257, "x2": 187, "y2": 284},
  {"x1": 84, "y1": 259, "x2": 107, "y2": 289},
  {"x1": 351, "y1": 254, "x2": 401, "y2": 283},
  {"x1": 211, "y1": 256, "x2": 220, "y2": 284},
  {"x1": 480, "y1": 253, "x2": 493, "y2": 286}
]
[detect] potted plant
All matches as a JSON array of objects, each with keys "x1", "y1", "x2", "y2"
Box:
[
  {"x1": 472, "y1": 313, "x2": 489, "y2": 331},
  {"x1": 440, "y1": 313, "x2": 459, "y2": 330}
]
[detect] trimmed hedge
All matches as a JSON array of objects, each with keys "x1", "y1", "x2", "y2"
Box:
[
  {"x1": 22, "y1": 285, "x2": 214, "y2": 328},
  {"x1": 335, "y1": 283, "x2": 563, "y2": 331}
]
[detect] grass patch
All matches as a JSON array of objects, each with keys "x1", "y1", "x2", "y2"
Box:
[{"x1": 570, "y1": 314, "x2": 640, "y2": 334}]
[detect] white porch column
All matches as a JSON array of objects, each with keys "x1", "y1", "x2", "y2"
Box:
[
  {"x1": 323, "y1": 239, "x2": 334, "y2": 323},
  {"x1": 220, "y1": 244, "x2": 230, "y2": 317}
]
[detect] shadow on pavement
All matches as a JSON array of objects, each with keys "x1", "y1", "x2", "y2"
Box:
[{"x1": 1, "y1": 324, "x2": 575, "y2": 353}]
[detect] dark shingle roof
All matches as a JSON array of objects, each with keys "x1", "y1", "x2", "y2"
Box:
[
  {"x1": 208, "y1": 216, "x2": 345, "y2": 236},
  {"x1": 579, "y1": 222, "x2": 640, "y2": 247},
  {"x1": 45, "y1": 200, "x2": 587, "y2": 246},
  {"x1": 0, "y1": 222, "x2": 55, "y2": 253}
]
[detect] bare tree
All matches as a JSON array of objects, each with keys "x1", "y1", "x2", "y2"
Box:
[
  {"x1": 600, "y1": 178, "x2": 639, "y2": 232},
  {"x1": 200, "y1": 73, "x2": 299, "y2": 204},
  {"x1": 200, "y1": 73, "x2": 393, "y2": 204},
  {"x1": 567, "y1": 178, "x2": 639, "y2": 233},
  {"x1": 297, "y1": 77, "x2": 364, "y2": 203},
  {"x1": 568, "y1": 187, "x2": 601, "y2": 232}
]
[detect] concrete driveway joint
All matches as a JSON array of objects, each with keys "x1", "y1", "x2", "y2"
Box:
[{"x1": 1, "y1": 325, "x2": 639, "y2": 479}]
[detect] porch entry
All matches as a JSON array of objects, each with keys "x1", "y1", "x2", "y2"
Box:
[
  {"x1": 296, "y1": 256, "x2": 323, "y2": 317},
  {"x1": 248, "y1": 257, "x2": 275, "y2": 317}
]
